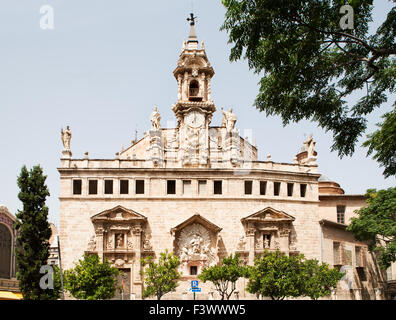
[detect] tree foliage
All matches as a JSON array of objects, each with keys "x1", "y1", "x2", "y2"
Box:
[
  {"x1": 15, "y1": 165, "x2": 55, "y2": 300},
  {"x1": 140, "y1": 250, "x2": 181, "y2": 300},
  {"x1": 347, "y1": 187, "x2": 396, "y2": 269},
  {"x1": 221, "y1": 0, "x2": 396, "y2": 177},
  {"x1": 246, "y1": 251, "x2": 343, "y2": 300},
  {"x1": 199, "y1": 254, "x2": 247, "y2": 300},
  {"x1": 246, "y1": 251, "x2": 306, "y2": 300},
  {"x1": 302, "y1": 259, "x2": 344, "y2": 299},
  {"x1": 64, "y1": 253, "x2": 119, "y2": 300}
]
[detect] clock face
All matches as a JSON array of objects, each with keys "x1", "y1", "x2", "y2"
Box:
[{"x1": 185, "y1": 110, "x2": 205, "y2": 128}]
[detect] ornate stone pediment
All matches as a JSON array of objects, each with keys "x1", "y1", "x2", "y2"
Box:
[
  {"x1": 241, "y1": 207, "x2": 296, "y2": 254},
  {"x1": 89, "y1": 206, "x2": 149, "y2": 260},
  {"x1": 171, "y1": 214, "x2": 222, "y2": 272},
  {"x1": 171, "y1": 214, "x2": 222, "y2": 235},
  {"x1": 91, "y1": 205, "x2": 147, "y2": 223},
  {"x1": 241, "y1": 207, "x2": 295, "y2": 224}
]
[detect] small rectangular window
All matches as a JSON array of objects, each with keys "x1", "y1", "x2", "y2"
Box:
[
  {"x1": 198, "y1": 180, "x2": 207, "y2": 195},
  {"x1": 274, "y1": 182, "x2": 281, "y2": 196},
  {"x1": 73, "y1": 180, "x2": 82, "y2": 195},
  {"x1": 287, "y1": 183, "x2": 294, "y2": 197},
  {"x1": 190, "y1": 266, "x2": 198, "y2": 276},
  {"x1": 88, "y1": 180, "x2": 98, "y2": 195},
  {"x1": 104, "y1": 180, "x2": 113, "y2": 194},
  {"x1": 167, "y1": 180, "x2": 176, "y2": 195},
  {"x1": 260, "y1": 181, "x2": 267, "y2": 195},
  {"x1": 244, "y1": 181, "x2": 253, "y2": 195},
  {"x1": 300, "y1": 184, "x2": 307, "y2": 198},
  {"x1": 183, "y1": 180, "x2": 191, "y2": 195},
  {"x1": 337, "y1": 205, "x2": 345, "y2": 224},
  {"x1": 120, "y1": 180, "x2": 129, "y2": 195},
  {"x1": 214, "y1": 180, "x2": 222, "y2": 195},
  {"x1": 136, "y1": 180, "x2": 145, "y2": 194}
]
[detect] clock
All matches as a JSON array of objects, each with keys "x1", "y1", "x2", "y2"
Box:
[{"x1": 185, "y1": 110, "x2": 205, "y2": 128}]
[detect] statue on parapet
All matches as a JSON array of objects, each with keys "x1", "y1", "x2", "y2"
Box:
[
  {"x1": 150, "y1": 106, "x2": 161, "y2": 130},
  {"x1": 61, "y1": 126, "x2": 72, "y2": 151},
  {"x1": 304, "y1": 134, "x2": 316, "y2": 159},
  {"x1": 221, "y1": 107, "x2": 237, "y2": 132}
]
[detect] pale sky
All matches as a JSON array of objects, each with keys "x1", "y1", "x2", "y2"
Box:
[{"x1": 0, "y1": 0, "x2": 394, "y2": 227}]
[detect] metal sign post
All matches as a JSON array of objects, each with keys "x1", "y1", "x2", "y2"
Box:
[
  {"x1": 190, "y1": 280, "x2": 201, "y2": 300},
  {"x1": 57, "y1": 236, "x2": 65, "y2": 300}
]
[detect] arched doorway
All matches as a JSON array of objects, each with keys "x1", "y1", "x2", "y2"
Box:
[{"x1": 0, "y1": 223, "x2": 12, "y2": 279}]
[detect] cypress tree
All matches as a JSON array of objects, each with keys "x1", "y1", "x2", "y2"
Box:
[{"x1": 15, "y1": 165, "x2": 55, "y2": 299}]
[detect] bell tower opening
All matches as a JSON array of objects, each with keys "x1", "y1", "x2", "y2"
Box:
[{"x1": 189, "y1": 80, "x2": 202, "y2": 101}]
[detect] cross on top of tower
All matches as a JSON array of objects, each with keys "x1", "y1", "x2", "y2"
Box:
[{"x1": 187, "y1": 13, "x2": 197, "y2": 26}]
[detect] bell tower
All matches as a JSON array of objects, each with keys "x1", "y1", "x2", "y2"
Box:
[{"x1": 172, "y1": 14, "x2": 216, "y2": 166}]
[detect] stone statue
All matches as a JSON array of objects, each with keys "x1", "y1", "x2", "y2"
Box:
[
  {"x1": 263, "y1": 235, "x2": 270, "y2": 249},
  {"x1": 150, "y1": 106, "x2": 161, "y2": 130},
  {"x1": 304, "y1": 134, "x2": 316, "y2": 159},
  {"x1": 116, "y1": 234, "x2": 124, "y2": 248},
  {"x1": 221, "y1": 108, "x2": 237, "y2": 132},
  {"x1": 61, "y1": 126, "x2": 72, "y2": 150}
]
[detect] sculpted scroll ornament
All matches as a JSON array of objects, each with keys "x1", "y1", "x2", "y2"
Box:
[
  {"x1": 87, "y1": 236, "x2": 96, "y2": 251},
  {"x1": 177, "y1": 223, "x2": 216, "y2": 265}
]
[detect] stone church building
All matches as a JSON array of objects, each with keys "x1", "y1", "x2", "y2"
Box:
[{"x1": 58, "y1": 18, "x2": 390, "y2": 300}]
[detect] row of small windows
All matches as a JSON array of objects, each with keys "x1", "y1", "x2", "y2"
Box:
[
  {"x1": 73, "y1": 179, "x2": 145, "y2": 195},
  {"x1": 73, "y1": 179, "x2": 308, "y2": 198}
]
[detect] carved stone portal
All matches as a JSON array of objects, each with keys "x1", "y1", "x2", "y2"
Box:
[
  {"x1": 178, "y1": 223, "x2": 216, "y2": 265},
  {"x1": 171, "y1": 214, "x2": 222, "y2": 274}
]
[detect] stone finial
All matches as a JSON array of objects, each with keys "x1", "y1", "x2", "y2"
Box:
[{"x1": 267, "y1": 154, "x2": 272, "y2": 161}]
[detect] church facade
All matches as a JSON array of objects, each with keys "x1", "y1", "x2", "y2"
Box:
[{"x1": 58, "y1": 19, "x2": 389, "y2": 300}]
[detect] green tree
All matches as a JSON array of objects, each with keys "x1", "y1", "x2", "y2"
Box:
[
  {"x1": 302, "y1": 259, "x2": 344, "y2": 300},
  {"x1": 221, "y1": 0, "x2": 396, "y2": 177},
  {"x1": 347, "y1": 187, "x2": 396, "y2": 269},
  {"x1": 246, "y1": 251, "x2": 306, "y2": 300},
  {"x1": 15, "y1": 165, "x2": 55, "y2": 300},
  {"x1": 64, "y1": 253, "x2": 119, "y2": 300},
  {"x1": 140, "y1": 250, "x2": 181, "y2": 300},
  {"x1": 199, "y1": 254, "x2": 247, "y2": 300}
]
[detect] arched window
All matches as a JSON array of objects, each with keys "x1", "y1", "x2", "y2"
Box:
[
  {"x1": 0, "y1": 223, "x2": 12, "y2": 279},
  {"x1": 189, "y1": 80, "x2": 200, "y2": 100}
]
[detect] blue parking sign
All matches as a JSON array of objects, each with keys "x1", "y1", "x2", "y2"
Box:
[{"x1": 191, "y1": 280, "x2": 199, "y2": 289}]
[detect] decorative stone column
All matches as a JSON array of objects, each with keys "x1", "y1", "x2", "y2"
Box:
[
  {"x1": 247, "y1": 228, "x2": 256, "y2": 265},
  {"x1": 95, "y1": 225, "x2": 104, "y2": 262},
  {"x1": 132, "y1": 226, "x2": 143, "y2": 282},
  {"x1": 147, "y1": 129, "x2": 163, "y2": 166}
]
